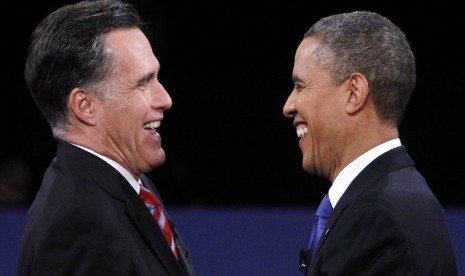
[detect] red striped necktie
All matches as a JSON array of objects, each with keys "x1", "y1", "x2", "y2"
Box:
[{"x1": 139, "y1": 183, "x2": 178, "y2": 260}]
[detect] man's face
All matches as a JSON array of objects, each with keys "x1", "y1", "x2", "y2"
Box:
[
  {"x1": 94, "y1": 28, "x2": 172, "y2": 177},
  {"x1": 283, "y1": 37, "x2": 348, "y2": 180}
]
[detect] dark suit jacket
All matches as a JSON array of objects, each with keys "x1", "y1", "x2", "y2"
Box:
[
  {"x1": 306, "y1": 146, "x2": 457, "y2": 275},
  {"x1": 18, "y1": 140, "x2": 195, "y2": 276}
]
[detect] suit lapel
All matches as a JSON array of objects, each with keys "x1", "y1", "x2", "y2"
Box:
[
  {"x1": 330, "y1": 146, "x2": 413, "y2": 219},
  {"x1": 310, "y1": 146, "x2": 414, "y2": 272},
  {"x1": 124, "y1": 190, "x2": 184, "y2": 275},
  {"x1": 57, "y1": 140, "x2": 184, "y2": 275},
  {"x1": 140, "y1": 174, "x2": 195, "y2": 276}
]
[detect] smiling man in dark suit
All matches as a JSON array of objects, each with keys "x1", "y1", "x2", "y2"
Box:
[
  {"x1": 18, "y1": 1, "x2": 195, "y2": 275},
  {"x1": 283, "y1": 11, "x2": 458, "y2": 276}
]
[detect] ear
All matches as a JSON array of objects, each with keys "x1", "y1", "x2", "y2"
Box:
[
  {"x1": 68, "y1": 88, "x2": 97, "y2": 125},
  {"x1": 345, "y1": 73, "x2": 369, "y2": 115}
]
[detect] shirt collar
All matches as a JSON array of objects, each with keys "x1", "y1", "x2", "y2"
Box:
[
  {"x1": 328, "y1": 138, "x2": 401, "y2": 207},
  {"x1": 71, "y1": 143, "x2": 141, "y2": 194}
]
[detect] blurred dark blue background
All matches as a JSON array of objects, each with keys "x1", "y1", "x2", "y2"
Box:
[{"x1": 2, "y1": 206, "x2": 464, "y2": 275}]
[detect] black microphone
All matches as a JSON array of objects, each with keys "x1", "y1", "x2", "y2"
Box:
[
  {"x1": 299, "y1": 249, "x2": 308, "y2": 274},
  {"x1": 168, "y1": 219, "x2": 196, "y2": 276},
  {"x1": 168, "y1": 219, "x2": 182, "y2": 251}
]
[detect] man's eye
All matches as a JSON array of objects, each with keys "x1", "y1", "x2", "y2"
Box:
[
  {"x1": 294, "y1": 84, "x2": 303, "y2": 92},
  {"x1": 137, "y1": 80, "x2": 150, "y2": 90}
]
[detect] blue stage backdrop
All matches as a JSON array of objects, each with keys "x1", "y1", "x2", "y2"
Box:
[{"x1": 1, "y1": 206, "x2": 464, "y2": 276}]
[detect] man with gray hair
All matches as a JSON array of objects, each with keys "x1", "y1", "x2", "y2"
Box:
[{"x1": 283, "y1": 11, "x2": 457, "y2": 275}]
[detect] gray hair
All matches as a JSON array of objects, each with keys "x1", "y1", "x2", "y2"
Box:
[{"x1": 305, "y1": 11, "x2": 416, "y2": 126}]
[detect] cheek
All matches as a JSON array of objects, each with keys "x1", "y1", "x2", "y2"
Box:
[{"x1": 102, "y1": 101, "x2": 139, "y2": 131}]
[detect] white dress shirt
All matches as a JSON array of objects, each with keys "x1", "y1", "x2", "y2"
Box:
[{"x1": 328, "y1": 138, "x2": 402, "y2": 208}]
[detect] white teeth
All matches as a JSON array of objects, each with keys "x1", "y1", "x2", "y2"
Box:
[
  {"x1": 143, "y1": 121, "x2": 160, "y2": 130},
  {"x1": 297, "y1": 127, "x2": 308, "y2": 138}
]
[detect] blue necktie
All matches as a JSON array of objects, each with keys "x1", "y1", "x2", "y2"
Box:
[{"x1": 306, "y1": 194, "x2": 333, "y2": 267}]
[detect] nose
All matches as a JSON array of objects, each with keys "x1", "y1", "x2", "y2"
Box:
[
  {"x1": 283, "y1": 92, "x2": 296, "y2": 118},
  {"x1": 151, "y1": 80, "x2": 172, "y2": 110}
]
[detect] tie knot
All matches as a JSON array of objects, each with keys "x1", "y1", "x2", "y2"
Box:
[
  {"x1": 316, "y1": 194, "x2": 333, "y2": 218},
  {"x1": 139, "y1": 183, "x2": 161, "y2": 207}
]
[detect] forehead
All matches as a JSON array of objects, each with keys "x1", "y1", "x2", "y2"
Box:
[
  {"x1": 295, "y1": 37, "x2": 319, "y2": 69},
  {"x1": 293, "y1": 37, "x2": 327, "y2": 83},
  {"x1": 297, "y1": 36, "x2": 320, "y2": 57},
  {"x1": 105, "y1": 28, "x2": 159, "y2": 70}
]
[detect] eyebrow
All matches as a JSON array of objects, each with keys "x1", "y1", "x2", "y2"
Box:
[
  {"x1": 292, "y1": 75, "x2": 305, "y2": 84},
  {"x1": 134, "y1": 72, "x2": 156, "y2": 88}
]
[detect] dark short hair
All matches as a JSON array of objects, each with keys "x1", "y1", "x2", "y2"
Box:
[{"x1": 25, "y1": 0, "x2": 145, "y2": 135}]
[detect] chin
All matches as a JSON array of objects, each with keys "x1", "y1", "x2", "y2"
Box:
[
  {"x1": 140, "y1": 152, "x2": 165, "y2": 171},
  {"x1": 151, "y1": 155, "x2": 166, "y2": 167},
  {"x1": 302, "y1": 160, "x2": 313, "y2": 174}
]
